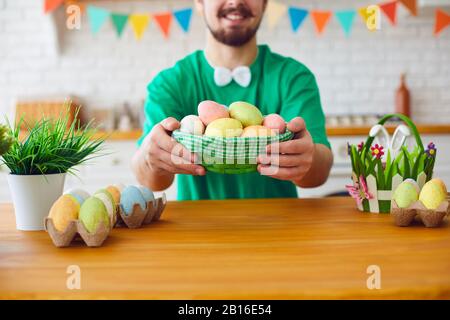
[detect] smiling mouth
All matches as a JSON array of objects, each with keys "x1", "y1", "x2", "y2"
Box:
[{"x1": 222, "y1": 12, "x2": 249, "y2": 21}]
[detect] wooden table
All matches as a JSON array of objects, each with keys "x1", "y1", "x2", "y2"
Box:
[{"x1": 1, "y1": 198, "x2": 449, "y2": 299}]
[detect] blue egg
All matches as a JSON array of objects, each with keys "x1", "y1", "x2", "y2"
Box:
[
  {"x1": 138, "y1": 186, "x2": 155, "y2": 202},
  {"x1": 120, "y1": 185, "x2": 146, "y2": 215}
]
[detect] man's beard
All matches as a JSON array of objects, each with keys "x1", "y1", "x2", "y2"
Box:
[
  {"x1": 206, "y1": 4, "x2": 262, "y2": 47},
  {"x1": 207, "y1": 24, "x2": 260, "y2": 47}
]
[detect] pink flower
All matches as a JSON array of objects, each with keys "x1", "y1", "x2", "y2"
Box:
[
  {"x1": 371, "y1": 144, "x2": 384, "y2": 159},
  {"x1": 346, "y1": 176, "x2": 373, "y2": 205},
  {"x1": 357, "y1": 141, "x2": 364, "y2": 152}
]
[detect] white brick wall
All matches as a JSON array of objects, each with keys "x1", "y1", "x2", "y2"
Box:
[{"x1": 0, "y1": 0, "x2": 449, "y2": 122}]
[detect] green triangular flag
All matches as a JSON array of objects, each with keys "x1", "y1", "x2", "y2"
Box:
[{"x1": 111, "y1": 13, "x2": 129, "y2": 37}]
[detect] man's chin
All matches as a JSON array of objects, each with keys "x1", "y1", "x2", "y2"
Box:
[{"x1": 210, "y1": 29, "x2": 257, "y2": 47}]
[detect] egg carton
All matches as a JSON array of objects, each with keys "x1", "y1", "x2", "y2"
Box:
[
  {"x1": 391, "y1": 200, "x2": 449, "y2": 228},
  {"x1": 45, "y1": 218, "x2": 111, "y2": 248},
  {"x1": 115, "y1": 193, "x2": 167, "y2": 229}
]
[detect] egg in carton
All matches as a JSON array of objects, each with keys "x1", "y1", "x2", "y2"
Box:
[
  {"x1": 391, "y1": 200, "x2": 449, "y2": 227},
  {"x1": 391, "y1": 179, "x2": 449, "y2": 228},
  {"x1": 45, "y1": 192, "x2": 112, "y2": 247},
  {"x1": 117, "y1": 185, "x2": 167, "y2": 228}
]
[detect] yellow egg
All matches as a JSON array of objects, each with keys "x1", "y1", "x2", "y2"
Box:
[
  {"x1": 241, "y1": 125, "x2": 276, "y2": 137},
  {"x1": 106, "y1": 185, "x2": 121, "y2": 206},
  {"x1": 419, "y1": 178, "x2": 448, "y2": 209},
  {"x1": 204, "y1": 118, "x2": 243, "y2": 138},
  {"x1": 48, "y1": 194, "x2": 80, "y2": 232}
]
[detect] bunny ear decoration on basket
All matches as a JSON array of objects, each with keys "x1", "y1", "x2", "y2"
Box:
[{"x1": 346, "y1": 114, "x2": 436, "y2": 213}]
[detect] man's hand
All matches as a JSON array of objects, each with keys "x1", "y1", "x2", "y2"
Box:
[
  {"x1": 257, "y1": 117, "x2": 315, "y2": 184},
  {"x1": 143, "y1": 117, "x2": 206, "y2": 176}
]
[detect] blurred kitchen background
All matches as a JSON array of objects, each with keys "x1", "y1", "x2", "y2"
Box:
[{"x1": 0, "y1": 0, "x2": 449, "y2": 201}]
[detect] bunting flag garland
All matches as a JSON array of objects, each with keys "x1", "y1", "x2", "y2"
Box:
[
  {"x1": 44, "y1": 0, "x2": 64, "y2": 14},
  {"x1": 173, "y1": 8, "x2": 193, "y2": 32},
  {"x1": 42, "y1": 0, "x2": 446, "y2": 38},
  {"x1": 266, "y1": 0, "x2": 288, "y2": 30},
  {"x1": 311, "y1": 11, "x2": 332, "y2": 35},
  {"x1": 335, "y1": 10, "x2": 356, "y2": 36},
  {"x1": 434, "y1": 9, "x2": 450, "y2": 36},
  {"x1": 379, "y1": 1, "x2": 397, "y2": 26},
  {"x1": 87, "y1": 6, "x2": 110, "y2": 35},
  {"x1": 358, "y1": 7, "x2": 372, "y2": 25},
  {"x1": 111, "y1": 14, "x2": 129, "y2": 37},
  {"x1": 129, "y1": 14, "x2": 150, "y2": 41},
  {"x1": 398, "y1": 0, "x2": 418, "y2": 16},
  {"x1": 288, "y1": 7, "x2": 308, "y2": 32},
  {"x1": 154, "y1": 13, "x2": 173, "y2": 38}
]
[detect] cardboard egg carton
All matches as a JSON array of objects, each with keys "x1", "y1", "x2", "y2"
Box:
[
  {"x1": 391, "y1": 199, "x2": 449, "y2": 228},
  {"x1": 116, "y1": 193, "x2": 167, "y2": 229},
  {"x1": 45, "y1": 218, "x2": 111, "y2": 248}
]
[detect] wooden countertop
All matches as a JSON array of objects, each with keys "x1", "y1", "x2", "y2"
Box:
[
  {"x1": 0, "y1": 197, "x2": 449, "y2": 300},
  {"x1": 92, "y1": 124, "x2": 450, "y2": 141}
]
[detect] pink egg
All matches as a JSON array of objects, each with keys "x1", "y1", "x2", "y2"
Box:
[
  {"x1": 263, "y1": 114, "x2": 286, "y2": 134},
  {"x1": 198, "y1": 100, "x2": 229, "y2": 125}
]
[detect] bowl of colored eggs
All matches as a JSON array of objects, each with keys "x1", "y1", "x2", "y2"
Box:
[
  {"x1": 391, "y1": 178, "x2": 449, "y2": 227},
  {"x1": 172, "y1": 100, "x2": 294, "y2": 174},
  {"x1": 45, "y1": 184, "x2": 167, "y2": 247}
]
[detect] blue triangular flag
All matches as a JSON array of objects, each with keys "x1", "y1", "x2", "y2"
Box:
[
  {"x1": 87, "y1": 5, "x2": 110, "y2": 34},
  {"x1": 288, "y1": 7, "x2": 308, "y2": 32},
  {"x1": 335, "y1": 10, "x2": 356, "y2": 36},
  {"x1": 173, "y1": 8, "x2": 192, "y2": 32}
]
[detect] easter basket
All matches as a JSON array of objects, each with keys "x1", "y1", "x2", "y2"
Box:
[
  {"x1": 172, "y1": 129, "x2": 294, "y2": 174},
  {"x1": 346, "y1": 113, "x2": 436, "y2": 213}
]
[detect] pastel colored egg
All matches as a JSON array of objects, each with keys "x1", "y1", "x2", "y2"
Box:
[
  {"x1": 392, "y1": 180, "x2": 420, "y2": 208},
  {"x1": 263, "y1": 114, "x2": 286, "y2": 134},
  {"x1": 419, "y1": 178, "x2": 447, "y2": 209},
  {"x1": 229, "y1": 101, "x2": 263, "y2": 127},
  {"x1": 114, "y1": 183, "x2": 126, "y2": 192},
  {"x1": 180, "y1": 115, "x2": 205, "y2": 136},
  {"x1": 79, "y1": 197, "x2": 110, "y2": 233},
  {"x1": 241, "y1": 125, "x2": 276, "y2": 138},
  {"x1": 65, "y1": 188, "x2": 90, "y2": 205},
  {"x1": 198, "y1": 100, "x2": 229, "y2": 125},
  {"x1": 106, "y1": 185, "x2": 121, "y2": 207},
  {"x1": 94, "y1": 192, "x2": 115, "y2": 221},
  {"x1": 204, "y1": 118, "x2": 243, "y2": 138},
  {"x1": 120, "y1": 185, "x2": 147, "y2": 215},
  {"x1": 48, "y1": 194, "x2": 80, "y2": 232},
  {"x1": 138, "y1": 186, "x2": 155, "y2": 202},
  {"x1": 95, "y1": 189, "x2": 115, "y2": 206}
]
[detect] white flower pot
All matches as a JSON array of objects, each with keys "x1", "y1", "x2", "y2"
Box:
[{"x1": 7, "y1": 173, "x2": 66, "y2": 231}]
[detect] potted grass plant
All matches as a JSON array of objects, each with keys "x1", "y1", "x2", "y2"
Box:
[{"x1": 0, "y1": 109, "x2": 105, "y2": 230}]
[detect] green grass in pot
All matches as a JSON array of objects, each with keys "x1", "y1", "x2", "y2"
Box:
[{"x1": 1, "y1": 110, "x2": 105, "y2": 175}]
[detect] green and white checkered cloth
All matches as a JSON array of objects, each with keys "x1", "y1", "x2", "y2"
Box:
[{"x1": 172, "y1": 129, "x2": 294, "y2": 174}]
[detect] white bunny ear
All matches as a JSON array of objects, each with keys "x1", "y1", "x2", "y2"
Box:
[
  {"x1": 391, "y1": 124, "x2": 411, "y2": 152},
  {"x1": 369, "y1": 124, "x2": 390, "y2": 148}
]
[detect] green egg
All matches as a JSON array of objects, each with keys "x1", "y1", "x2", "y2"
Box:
[{"x1": 79, "y1": 197, "x2": 110, "y2": 233}]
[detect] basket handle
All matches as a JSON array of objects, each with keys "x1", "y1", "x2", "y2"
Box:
[{"x1": 364, "y1": 113, "x2": 424, "y2": 152}]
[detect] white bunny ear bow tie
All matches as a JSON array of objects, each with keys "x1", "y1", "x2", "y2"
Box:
[{"x1": 214, "y1": 66, "x2": 251, "y2": 88}]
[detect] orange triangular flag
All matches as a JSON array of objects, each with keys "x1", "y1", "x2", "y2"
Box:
[
  {"x1": 311, "y1": 11, "x2": 332, "y2": 35},
  {"x1": 434, "y1": 9, "x2": 450, "y2": 36},
  {"x1": 44, "y1": 0, "x2": 64, "y2": 13},
  {"x1": 153, "y1": 13, "x2": 173, "y2": 38},
  {"x1": 399, "y1": 0, "x2": 418, "y2": 16},
  {"x1": 380, "y1": 1, "x2": 397, "y2": 25}
]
